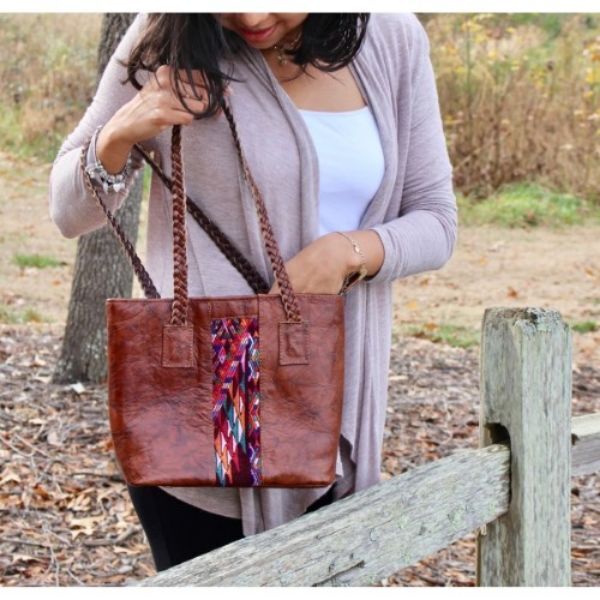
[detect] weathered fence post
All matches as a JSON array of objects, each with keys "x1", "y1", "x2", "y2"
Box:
[{"x1": 477, "y1": 307, "x2": 572, "y2": 586}]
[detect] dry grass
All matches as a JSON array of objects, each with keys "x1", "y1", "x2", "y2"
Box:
[
  {"x1": 0, "y1": 13, "x2": 599, "y2": 203},
  {"x1": 0, "y1": 13, "x2": 102, "y2": 161},
  {"x1": 427, "y1": 13, "x2": 600, "y2": 203}
]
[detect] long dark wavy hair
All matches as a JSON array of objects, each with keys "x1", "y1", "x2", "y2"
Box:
[{"x1": 119, "y1": 13, "x2": 371, "y2": 120}]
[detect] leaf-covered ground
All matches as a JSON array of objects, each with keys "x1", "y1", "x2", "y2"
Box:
[
  {"x1": 0, "y1": 325, "x2": 597, "y2": 586},
  {"x1": 1, "y1": 150, "x2": 598, "y2": 585}
]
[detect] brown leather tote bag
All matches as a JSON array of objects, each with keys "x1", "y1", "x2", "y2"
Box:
[{"x1": 80, "y1": 99, "x2": 345, "y2": 488}]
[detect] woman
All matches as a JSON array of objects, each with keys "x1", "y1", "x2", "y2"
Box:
[{"x1": 48, "y1": 12, "x2": 457, "y2": 572}]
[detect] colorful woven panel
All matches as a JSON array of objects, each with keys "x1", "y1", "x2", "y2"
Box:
[{"x1": 210, "y1": 316, "x2": 262, "y2": 486}]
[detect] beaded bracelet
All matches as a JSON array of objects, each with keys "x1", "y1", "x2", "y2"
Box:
[{"x1": 84, "y1": 125, "x2": 135, "y2": 193}]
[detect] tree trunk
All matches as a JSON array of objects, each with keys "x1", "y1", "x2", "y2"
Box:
[{"x1": 52, "y1": 14, "x2": 144, "y2": 384}]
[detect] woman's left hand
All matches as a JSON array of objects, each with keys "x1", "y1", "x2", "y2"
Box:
[{"x1": 268, "y1": 232, "x2": 355, "y2": 295}]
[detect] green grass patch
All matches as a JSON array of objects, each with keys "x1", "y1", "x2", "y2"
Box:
[
  {"x1": 570, "y1": 320, "x2": 598, "y2": 334},
  {"x1": 500, "y1": 13, "x2": 599, "y2": 38},
  {"x1": 458, "y1": 182, "x2": 600, "y2": 228},
  {"x1": 0, "y1": 304, "x2": 47, "y2": 324},
  {"x1": 13, "y1": 253, "x2": 64, "y2": 269},
  {"x1": 398, "y1": 322, "x2": 480, "y2": 349}
]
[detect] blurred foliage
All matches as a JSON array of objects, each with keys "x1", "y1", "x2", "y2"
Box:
[
  {"x1": 425, "y1": 13, "x2": 600, "y2": 204},
  {"x1": 0, "y1": 13, "x2": 599, "y2": 206},
  {"x1": 0, "y1": 14, "x2": 101, "y2": 162}
]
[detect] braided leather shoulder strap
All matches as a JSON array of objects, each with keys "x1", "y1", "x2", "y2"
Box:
[
  {"x1": 81, "y1": 96, "x2": 304, "y2": 324},
  {"x1": 131, "y1": 142, "x2": 269, "y2": 295},
  {"x1": 218, "y1": 98, "x2": 302, "y2": 323},
  {"x1": 169, "y1": 125, "x2": 189, "y2": 325},
  {"x1": 79, "y1": 142, "x2": 160, "y2": 300},
  {"x1": 79, "y1": 139, "x2": 271, "y2": 298}
]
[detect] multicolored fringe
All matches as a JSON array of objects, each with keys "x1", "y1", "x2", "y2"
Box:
[{"x1": 210, "y1": 316, "x2": 262, "y2": 486}]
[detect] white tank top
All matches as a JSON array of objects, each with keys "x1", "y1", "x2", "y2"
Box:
[{"x1": 298, "y1": 105, "x2": 385, "y2": 236}]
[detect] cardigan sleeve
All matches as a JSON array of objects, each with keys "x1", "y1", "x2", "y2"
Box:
[
  {"x1": 365, "y1": 16, "x2": 458, "y2": 285},
  {"x1": 48, "y1": 13, "x2": 148, "y2": 239}
]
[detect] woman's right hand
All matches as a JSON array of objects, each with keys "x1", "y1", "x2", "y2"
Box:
[{"x1": 96, "y1": 65, "x2": 223, "y2": 174}]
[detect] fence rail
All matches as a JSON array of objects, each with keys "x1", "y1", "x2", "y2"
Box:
[
  {"x1": 572, "y1": 413, "x2": 600, "y2": 476},
  {"x1": 135, "y1": 307, "x2": 599, "y2": 587},
  {"x1": 138, "y1": 444, "x2": 510, "y2": 586}
]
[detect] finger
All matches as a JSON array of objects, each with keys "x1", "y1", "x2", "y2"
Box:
[
  {"x1": 177, "y1": 79, "x2": 209, "y2": 102},
  {"x1": 179, "y1": 73, "x2": 233, "y2": 99},
  {"x1": 171, "y1": 94, "x2": 208, "y2": 113},
  {"x1": 177, "y1": 67, "x2": 209, "y2": 87},
  {"x1": 158, "y1": 107, "x2": 196, "y2": 126},
  {"x1": 156, "y1": 65, "x2": 208, "y2": 87},
  {"x1": 154, "y1": 66, "x2": 208, "y2": 101},
  {"x1": 159, "y1": 83, "x2": 208, "y2": 114},
  {"x1": 169, "y1": 100, "x2": 225, "y2": 121},
  {"x1": 178, "y1": 70, "x2": 212, "y2": 100},
  {"x1": 169, "y1": 78, "x2": 207, "y2": 102},
  {"x1": 152, "y1": 67, "x2": 230, "y2": 103}
]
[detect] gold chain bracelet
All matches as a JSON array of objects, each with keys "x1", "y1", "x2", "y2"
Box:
[{"x1": 335, "y1": 231, "x2": 368, "y2": 293}]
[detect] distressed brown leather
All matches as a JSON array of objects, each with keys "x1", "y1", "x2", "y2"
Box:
[
  {"x1": 82, "y1": 103, "x2": 347, "y2": 488},
  {"x1": 106, "y1": 292, "x2": 345, "y2": 486}
]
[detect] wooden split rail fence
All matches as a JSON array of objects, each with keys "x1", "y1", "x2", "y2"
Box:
[{"x1": 135, "y1": 307, "x2": 600, "y2": 587}]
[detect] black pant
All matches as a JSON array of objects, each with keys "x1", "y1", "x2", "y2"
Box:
[{"x1": 127, "y1": 483, "x2": 337, "y2": 572}]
